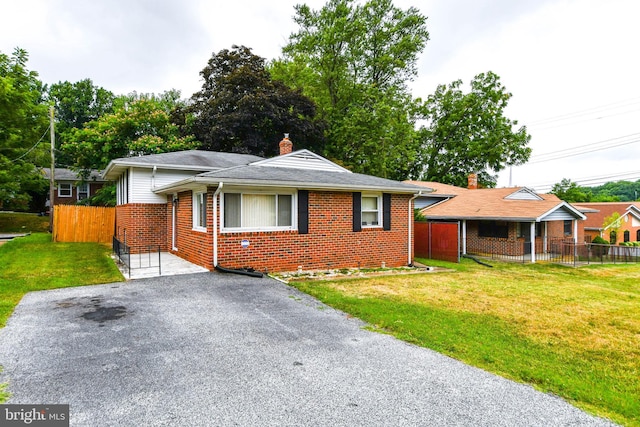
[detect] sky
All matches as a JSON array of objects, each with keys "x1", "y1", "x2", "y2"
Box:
[{"x1": 2, "y1": 0, "x2": 640, "y2": 192}]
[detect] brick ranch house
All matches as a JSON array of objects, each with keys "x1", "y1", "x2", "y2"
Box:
[
  {"x1": 573, "y1": 202, "x2": 640, "y2": 243},
  {"x1": 408, "y1": 177, "x2": 586, "y2": 262},
  {"x1": 102, "y1": 137, "x2": 429, "y2": 273},
  {"x1": 41, "y1": 168, "x2": 107, "y2": 209}
]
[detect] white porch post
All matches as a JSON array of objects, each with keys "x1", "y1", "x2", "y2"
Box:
[
  {"x1": 530, "y1": 221, "x2": 536, "y2": 263},
  {"x1": 543, "y1": 221, "x2": 548, "y2": 253},
  {"x1": 462, "y1": 220, "x2": 467, "y2": 255},
  {"x1": 573, "y1": 219, "x2": 578, "y2": 243}
]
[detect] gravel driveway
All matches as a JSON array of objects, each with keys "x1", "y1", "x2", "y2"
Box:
[{"x1": 0, "y1": 273, "x2": 615, "y2": 426}]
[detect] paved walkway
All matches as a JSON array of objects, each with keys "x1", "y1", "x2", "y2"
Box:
[
  {"x1": 0, "y1": 274, "x2": 616, "y2": 426},
  {"x1": 115, "y1": 252, "x2": 209, "y2": 279}
]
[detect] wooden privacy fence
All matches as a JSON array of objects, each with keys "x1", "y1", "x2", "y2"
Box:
[{"x1": 53, "y1": 205, "x2": 116, "y2": 243}]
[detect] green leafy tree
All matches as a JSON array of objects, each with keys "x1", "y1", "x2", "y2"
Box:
[
  {"x1": 272, "y1": 0, "x2": 429, "y2": 179},
  {"x1": 0, "y1": 48, "x2": 49, "y2": 210},
  {"x1": 187, "y1": 45, "x2": 326, "y2": 157},
  {"x1": 62, "y1": 92, "x2": 198, "y2": 172},
  {"x1": 550, "y1": 178, "x2": 592, "y2": 202},
  {"x1": 46, "y1": 79, "x2": 116, "y2": 167},
  {"x1": 603, "y1": 212, "x2": 621, "y2": 244},
  {"x1": 416, "y1": 71, "x2": 531, "y2": 187}
]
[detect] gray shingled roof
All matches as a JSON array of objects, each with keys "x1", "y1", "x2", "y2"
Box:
[
  {"x1": 190, "y1": 165, "x2": 424, "y2": 193},
  {"x1": 102, "y1": 150, "x2": 265, "y2": 180},
  {"x1": 41, "y1": 168, "x2": 105, "y2": 182},
  {"x1": 111, "y1": 150, "x2": 263, "y2": 169}
]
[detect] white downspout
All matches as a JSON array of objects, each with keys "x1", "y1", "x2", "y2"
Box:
[
  {"x1": 409, "y1": 191, "x2": 423, "y2": 266},
  {"x1": 213, "y1": 182, "x2": 224, "y2": 267}
]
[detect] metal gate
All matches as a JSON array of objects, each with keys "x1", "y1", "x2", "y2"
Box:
[{"x1": 415, "y1": 221, "x2": 460, "y2": 263}]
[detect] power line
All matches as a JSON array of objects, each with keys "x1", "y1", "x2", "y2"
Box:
[
  {"x1": 11, "y1": 128, "x2": 50, "y2": 161},
  {"x1": 529, "y1": 170, "x2": 640, "y2": 192},
  {"x1": 527, "y1": 96, "x2": 640, "y2": 127},
  {"x1": 528, "y1": 133, "x2": 640, "y2": 164}
]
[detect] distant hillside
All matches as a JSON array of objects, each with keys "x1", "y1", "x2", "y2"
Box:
[{"x1": 587, "y1": 179, "x2": 640, "y2": 202}]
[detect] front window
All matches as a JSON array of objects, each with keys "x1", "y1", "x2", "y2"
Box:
[
  {"x1": 624, "y1": 230, "x2": 630, "y2": 242},
  {"x1": 58, "y1": 183, "x2": 72, "y2": 197},
  {"x1": 564, "y1": 220, "x2": 572, "y2": 236},
  {"x1": 361, "y1": 194, "x2": 381, "y2": 227},
  {"x1": 478, "y1": 221, "x2": 509, "y2": 238},
  {"x1": 77, "y1": 183, "x2": 89, "y2": 200},
  {"x1": 223, "y1": 192, "x2": 294, "y2": 231},
  {"x1": 193, "y1": 191, "x2": 207, "y2": 231}
]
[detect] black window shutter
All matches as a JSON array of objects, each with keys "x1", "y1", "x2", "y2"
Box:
[
  {"x1": 353, "y1": 192, "x2": 362, "y2": 232},
  {"x1": 383, "y1": 193, "x2": 391, "y2": 231},
  {"x1": 298, "y1": 190, "x2": 309, "y2": 234}
]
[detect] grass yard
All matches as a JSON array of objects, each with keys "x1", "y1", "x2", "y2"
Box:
[
  {"x1": 0, "y1": 233, "x2": 124, "y2": 328},
  {"x1": 0, "y1": 212, "x2": 50, "y2": 233},
  {"x1": 291, "y1": 259, "x2": 640, "y2": 426}
]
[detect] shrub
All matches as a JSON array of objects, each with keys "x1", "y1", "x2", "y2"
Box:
[{"x1": 591, "y1": 236, "x2": 609, "y2": 245}]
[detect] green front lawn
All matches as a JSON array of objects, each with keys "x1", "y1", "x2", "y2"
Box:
[
  {"x1": 0, "y1": 233, "x2": 124, "y2": 328},
  {"x1": 291, "y1": 259, "x2": 640, "y2": 426},
  {"x1": 0, "y1": 212, "x2": 50, "y2": 233}
]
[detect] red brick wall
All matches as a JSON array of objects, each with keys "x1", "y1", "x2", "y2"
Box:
[
  {"x1": 115, "y1": 203, "x2": 168, "y2": 253},
  {"x1": 169, "y1": 191, "x2": 213, "y2": 269},
  {"x1": 465, "y1": 220, "x2": 580, "y2": 256},
  {"x1": 168, "y1": 190, "x2": 412, "y2": 273},
  {"x1": 53, "y1": 182, "x2": 105, "y2": 205}
]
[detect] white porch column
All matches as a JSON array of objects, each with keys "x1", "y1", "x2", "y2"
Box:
[
  {"x1": 462, "y1": 220, "x2": 467, "y2": 255},
  {"x1": 573, "y1": 219, "x2": 578, "y2": 243},
  {"x1": 530, "y1": 221, "x2": 536, "y2": 263},
  {"x1": 543, "y1": 221, "x2": 548, "y2": 253}
]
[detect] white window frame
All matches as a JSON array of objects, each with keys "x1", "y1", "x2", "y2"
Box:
[
  {"x1": 361, "y1": 193, "x2": 382, "y2": 228},
  {"x1": 192, "y1": 191, "x2": 207, "y2": 232},
  {"x1": 77, "y1": 183, "x2": 89, "y2": 200},
  {"x1": 58, "y1": 183, "x2": 72, "y2": 198},
  {"x1": 221, "y1": 190, "x2": 296, "y2": 233}
]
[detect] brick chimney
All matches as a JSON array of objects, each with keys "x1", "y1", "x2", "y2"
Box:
[
  {"x1": 279, "y1": 134, "x2": 293, "y2": 155},
  {"x1": 467, "y1": 173, "x2": 478, "y2": 189}
]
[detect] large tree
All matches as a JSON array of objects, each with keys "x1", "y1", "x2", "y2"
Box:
[
  {"x1": 62, "y1": 92, "x2": 198, "y2": 172},
  {"x1": 417, "y1": 72, "x2": 531, "y2": 187},
  {"x1": 187, "y1": 45, "x2": 326, "y2": 157},
  {"x1": 550, "y1": 178, "x2": 592, "y2": 202},
  {"x1": 46, "y1": 79, "x2": 116, "y2": 167},
  {"x1": 272, "y1": 0, "x2": 429, "y2": 179},
  {"x1": 0, "y1": 48, "x2": 49, "y2": 210}
]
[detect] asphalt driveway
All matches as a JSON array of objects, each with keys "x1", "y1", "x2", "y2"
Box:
[{"x1": 0, "y1": 273, "x2": 615, "y2": 426}]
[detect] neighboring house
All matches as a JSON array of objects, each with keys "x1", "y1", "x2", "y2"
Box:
[
  {"x1": 408, "y1": 176, "x2": 586, "y2": 262},
  {"x1": 572, "y1": 202, "x2": 640, "y2": 243},
  {"x1": 102, "y1": 137, "x2": 427, "y2": 273},
  {"x1": 41, "y1": 168, "x2": 107, "y2": 207}
]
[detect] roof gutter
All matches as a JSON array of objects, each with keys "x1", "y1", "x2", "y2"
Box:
[
  {"x1": 408, "y1": 191, "x2": 423, "y2": 266},
  {"x1": 213, "y1": 182, "x2": 223, "y2": 268}
]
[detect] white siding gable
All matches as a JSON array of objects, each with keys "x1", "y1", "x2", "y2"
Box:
[
  {"x1": 129, "y1": 167, "x2": 200, "y2": 204},
  {"x1": 250, "y1": 149, "x2": 351, "y2": 173},
  {"x1": 505, "y1": 188, "x2": 543, "y2": 201}
]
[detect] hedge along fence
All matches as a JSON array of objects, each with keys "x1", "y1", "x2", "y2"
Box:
[{"x1": 53, "y1": 205, "x2": 116, "y2": 243}]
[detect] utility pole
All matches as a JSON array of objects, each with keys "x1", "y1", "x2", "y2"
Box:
[{"x1": 49, "y1": 106, "x2": 55, "y2": 233}]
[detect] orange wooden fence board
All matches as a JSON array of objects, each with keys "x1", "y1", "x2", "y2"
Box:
[{"x1": 53, "y1": 205, "x2": 116, "y2": 243}]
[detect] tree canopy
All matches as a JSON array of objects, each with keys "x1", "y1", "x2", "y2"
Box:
[
  {"x1": 271, "y1": 0, "x2": 428, "y2": 179},
  {"x1": 0, "y1": 48, "x2": 49, "y2": 210},
  {"x1": 416, "y1": 72, "x2": 531, "y2": 187},
  {"x1": 186, "y1": 45, "x2": 326, "y2": 157},
  {"x1": 62, "y1": 92, "x2": 198, "y2": 172},
  {"x1": 550, "y1": 178, "x2": 640, "y2": 202}
]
